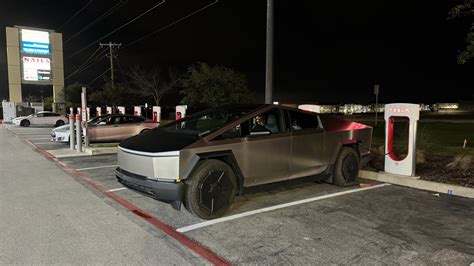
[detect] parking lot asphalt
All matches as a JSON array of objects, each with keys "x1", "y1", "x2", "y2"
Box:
[{"x1": 2, "y1": 124, "x2": 474, "y2": 264}]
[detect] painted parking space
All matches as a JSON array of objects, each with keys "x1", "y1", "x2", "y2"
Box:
[
  {"x1": 6, "y1": 125, "x2": 68, "y2": 151},
  {"x1": 54, "y1": 153, "x2": 474, "y2": 264},
  {"x1": 57, "y1": 153, "x2": 373, "y2": 230},
  {"x1": 5, "y1": 124, "x2": 474, "y2": 264}
]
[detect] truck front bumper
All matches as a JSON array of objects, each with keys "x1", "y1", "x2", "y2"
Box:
[{"x1": 115, "y1": 168, "x2": 185, "y2": 210}]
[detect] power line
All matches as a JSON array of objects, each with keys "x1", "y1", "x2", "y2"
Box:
[
  {"x1": 65, "y1": 46, "x2": 103, "y2": 80},
  {"x1": 65, "y1": 49, "x2": 108, "y2": 81},
  {"x1": 57, "y1": 0, "x2": 94, "y2": 31},
  {"x1": 64, "y1": 0, "x2": 127, "y2": 44},
  {"x1": 87, "y1": 67, "x2": 112, "y2": 86},
  {"x1": 122, "y1": 0, "x2": 219, "y2": 50},
  {"x1": 116, "y1": 57, "x2": 131, "y2": 87},
  {"x1": 65, "y1": 0, "x2": 166, "y2": 60}
]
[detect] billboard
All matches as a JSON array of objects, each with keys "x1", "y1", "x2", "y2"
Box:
[
  {"x1": 21, "y1": 29, "x2": 50, "y2": 55},
  {"x1": 18, "y1": 28, "x2": 52, "y2": 84},
  {"x1": 22, "y1": 56, "x2": 51, "y2": 81}
]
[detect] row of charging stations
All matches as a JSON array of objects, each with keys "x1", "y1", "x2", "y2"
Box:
[{"x1": 68, "y1": 105, "x2": 188, "y2": 124}]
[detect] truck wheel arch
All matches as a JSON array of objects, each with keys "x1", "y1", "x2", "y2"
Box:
[
  {"x1": 325, "y1": 139, "x2": 362, "y2": 183},
  {"x1": 181, "y1": 150, "x2": 245, "y2": 195}
]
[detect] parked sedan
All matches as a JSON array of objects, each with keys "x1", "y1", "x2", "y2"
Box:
[
  {"x1": 115, "y1": 104, "x2": 373, "y2": 219},
  {"x1": 13, "y1": 111, "x2": 67, "y2": 127},
  {"x1": 51, "y1": 114, "x2": 157, "y2": 143}
]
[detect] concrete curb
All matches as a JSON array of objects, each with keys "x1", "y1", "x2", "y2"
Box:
[
  {"x1": 85, "y1": 147, "x2": 117, "y2": 155},
  {"x1": 45, "y1": 147, "x2": 117, "y2": 158},
  {"x1": 359, "y1": 170, "x2": 474, "y2": 199}
]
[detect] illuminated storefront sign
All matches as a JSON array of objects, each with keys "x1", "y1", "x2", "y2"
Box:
[
  {"x1": 22, "y1": 56, "x2": 51, "y2": 81},
  {"x1": 20, "y1": 29, "x2": 50, "y2": 55},
  {"x1": 18, "y1": 28, "x2": 53, "y2": 84}
]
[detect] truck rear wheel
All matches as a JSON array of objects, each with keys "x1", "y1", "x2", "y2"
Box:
[
  {"x1": 333, "y1": 147, "x2": 360, "y2": 186},
  {"x1": 184, "y1": 159, "x2": 237, "y2": 220}
]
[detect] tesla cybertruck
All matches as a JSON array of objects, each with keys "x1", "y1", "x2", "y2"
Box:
[{"x1": 115, "y1": 104, "x2": 372, "y2": 219}]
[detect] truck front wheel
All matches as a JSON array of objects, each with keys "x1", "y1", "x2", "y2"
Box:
[{"x1": 184, "y1": 159, "x2": 237, "y2": 220}]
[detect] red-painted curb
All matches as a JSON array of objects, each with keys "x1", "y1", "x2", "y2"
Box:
[{"x1": 7, "y1": 127, "x2": 230, "y2": 266}]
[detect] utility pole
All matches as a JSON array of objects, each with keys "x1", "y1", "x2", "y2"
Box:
[
  {"x1": 99, "y1": 42, "x2": 121, "y2": 87},
  {"x1": 265, "y1": 0, "x2": 274, "y2": 104},
  {"x1": 374, "y1": 84, "x2": 380, "y2": 125}
]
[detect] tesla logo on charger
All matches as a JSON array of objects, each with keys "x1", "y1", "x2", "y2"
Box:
[{"x1": 389, "y1": 107, "x2": 409, "y2": 113}]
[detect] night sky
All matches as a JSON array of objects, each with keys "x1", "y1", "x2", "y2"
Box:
[{"x1": 0, "y1": 0, "x2": 473, "y2": 105}]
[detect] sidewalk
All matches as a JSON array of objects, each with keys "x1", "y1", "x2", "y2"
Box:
[{"x1": 0, "y1": 126, "x2": 204, "y2": 264}]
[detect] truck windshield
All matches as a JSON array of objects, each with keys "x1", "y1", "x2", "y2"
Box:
[{"x1": 161, "y1": 105, "x2": 261, "y2": 135}]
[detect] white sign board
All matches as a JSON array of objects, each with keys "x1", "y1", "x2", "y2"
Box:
[
  {"x1": 22, "y1": 56, "x2": 51, "y2": 81},
  {"x1": 21, "y1": 29, "x2": 50, "y2": 55}
]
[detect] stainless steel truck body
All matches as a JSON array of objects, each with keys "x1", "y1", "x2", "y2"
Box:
[{"x1": 116, "y1": 104, "x2": 372, "y2": 219}]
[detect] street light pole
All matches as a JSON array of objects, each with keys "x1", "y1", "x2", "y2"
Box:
[{"x1": 265, "y1": 0, "x2": 274, "y2": 104}]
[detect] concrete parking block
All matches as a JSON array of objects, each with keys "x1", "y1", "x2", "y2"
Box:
[{"x1": 359, "y1": 170, "x2": 474, "y2": 198}]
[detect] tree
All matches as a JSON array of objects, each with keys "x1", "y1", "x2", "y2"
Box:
[
  {"x1": 449, "y1": 0, "x2": 474, "y2": 64},
  {"x1": 64, "y1": 82, "x2": 84, "y2": 106},
  {"x1": 43, "y1": 96, "x2": 53, "y2": 111},
  {"x1": 89, "y1": 81, "x2": 133, "y2": 107},
  {"x1": 180, "y1": 63, "x2": 254, "y2": 108},
  {"x1": 128, "y1": 66, "x2": 179, "y2": 107}
]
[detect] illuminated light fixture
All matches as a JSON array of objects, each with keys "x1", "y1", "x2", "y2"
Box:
[{"x1": 273, "y1": 101, "x2": 279, "y2": 105}]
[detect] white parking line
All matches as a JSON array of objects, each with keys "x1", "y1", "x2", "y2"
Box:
[
  {"x1": 107, "y1": 187, "x2": 128, "y2": 192},
  {"x1": 33, "y1": 142, "x2": 62, "y2": 145},
  {"x1": 76, "y1": 165, "x2": 118, "y2": 171},
  {"x1": 16, "y1": 133, "x2": 52, "y2": 135},
  {"x1": 13, "y1": 132, "x2": 52, "y2": 135},
  {"x1": 10, "y1": 129, "x2": 52, "y2": 132},
  {"x1": 176, "y1": 183, "x2": 391, "y2": 233}
]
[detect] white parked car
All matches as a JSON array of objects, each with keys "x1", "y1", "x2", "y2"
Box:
[{"x1": 13, "y1": 111, "x2": 67, "y2": 127}]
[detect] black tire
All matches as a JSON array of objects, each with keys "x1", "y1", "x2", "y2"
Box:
[
  {"x1": 184, "y1": 159, "x2": 237, "y2": 220},
  {"x1": 55, "y1": 120, "x2": 65, "y2": 127},
  {"x1": 140, "y1": 128, "x2": 150, "y2": 134},
  {"x1": 20, "y1": 120, "x2": 30, "y2": 127},
  {"x1": 333, "y1": 147, "x2": 360, "y2": 187}
]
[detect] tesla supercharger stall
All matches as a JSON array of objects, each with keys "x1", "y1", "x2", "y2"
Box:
[
  {"x1": 106, "y1": 106, "x2": 112, "y2": 115},
  {"x1": 152, "y1": 106, "x2": 161, "y2": 123},
  {"x1": 176, "y1": 105, "x2": 187, "y2": 120},
  {"x1": 96, "y1": 107, "x2": 102, "y2": 117},
  {"x1": 118, "y1": 106, "x2": 125, "y2": 115},
  {"x1": 134, "y1": 106, "x2": 142, "y2": 116},
  {"x1": 384, "y1": 103, "x2": 420, "y2": 177}
]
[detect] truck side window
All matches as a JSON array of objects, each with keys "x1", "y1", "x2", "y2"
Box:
[
  {"x1": 213, "y1": 123, "x2": 243, "y2": 140},
  {"x1": 287, "y1": 110, "x2": 320, "y2": 130}
]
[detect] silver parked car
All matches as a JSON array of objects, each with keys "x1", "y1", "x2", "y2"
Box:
[
  {"x1": 115, "y1": 104, "x2": 373, "y2": 219},
  {"x1": 51, "y1": 114, "x2": 158, "y2": 143}
]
